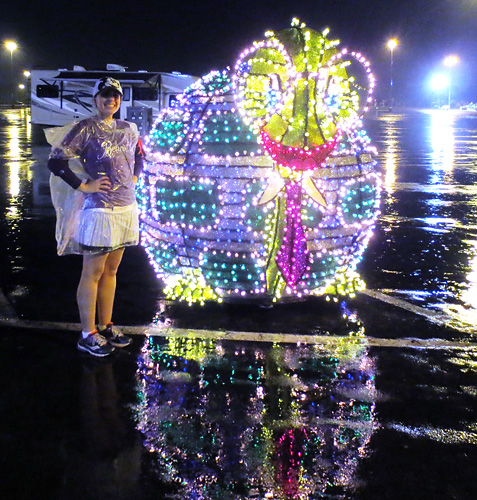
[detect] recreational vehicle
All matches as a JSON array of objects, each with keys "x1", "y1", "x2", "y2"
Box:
[{"x1": 30, "y1": 65, "x2": 197, "y2": 135}]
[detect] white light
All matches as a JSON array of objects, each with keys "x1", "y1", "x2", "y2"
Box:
[
  {"x1": 387, "y1": 39, "x2": 398, "y2": 51},
  {"x1": 444, "y1": 55, "x2": 459, "y2": 67},
  {"x1": 431, "y1": 74, "x2": 449, "y2": 91},
  {"x1": 4, "y1": 40, "x2": 18, "y2": 53}
]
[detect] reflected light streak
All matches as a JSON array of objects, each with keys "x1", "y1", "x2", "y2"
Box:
[
  {"x1": 8, "y1": 163, "x2": 20, "y2": 197},
  {"x1": 429, "y1": 110, "x2": 455, "y2": 178},
  {"x1": 6, "y1": 124, "x2": 21, "y2": 197},
  {"x1": 4, "y1": 109, "x2": 34, "y2": 197},
  {"x1": 380, "y1": 114, "x2": 401, "y2": 194},
  {"x1": 22, "y1": 108, "x2": 32, "y2": 140},
  {"x1": 461, "y1": 245, "x2": 477, "y2": 310},
  {"x1": 443, "y1": 240, "x2": 477, "y2": 329},
  {"x1": 6, "y1": 205, "x2": 21, "y2": 221},
  {"x1": 384, "y1": 140, "x2": 397, "y2": 191},
  {"x1": 390, "y1": 423, "x2": 477, "y2": 445},
  {"x1": 6, "y1": 124, "x2": 21, "y2": 159}
]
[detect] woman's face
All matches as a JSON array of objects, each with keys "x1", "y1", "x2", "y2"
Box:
[{"x1": 95, "y1": 89, "x2": 121, "y2": 119}]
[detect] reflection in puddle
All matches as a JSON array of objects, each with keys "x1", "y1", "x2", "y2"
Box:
[
  {"x1": 371, "y1": 110, "x2": 477, "y2": 333},
  {"x1": 378, "y1": 113, "x2": 402, "y2": 195},
  {"x1": 427, "y1": 110, "x2": 455, "y2": 182},
  {"x1": 1, "y1": 109, "x2": 34, "y2": 276},
  {"x1": 390, "y1": 349, "x2": 477, "y2": 447},
  {"x1": 390, "y1": 423, "x2": 477, "y2": 445},
  {"x1": 58, "y1": 359, "x2": 143, "y2": 498},
  {"x1": 436, "y1": 239, "x2": 477, "y2": 330},
  {"x1": 2, "y1": 108, "x2": 34, "y2": 200},
  {"x1": 134, "y1": 328, "x2": 377, "y2": 499},
  {"x1": 459, "y1": 244, "x2": 477, "y2": 310}
]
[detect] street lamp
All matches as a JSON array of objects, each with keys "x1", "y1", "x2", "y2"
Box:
[
  {"x1": 443, "y1": 55, "x2": 459, "y2": 109},
  {"x1": 4, "y1": 40, "x2": 18, "y2": 107},
  {"x1": 387, "y1": 39, "x2": 398, "y2": 109},
  {"x1": 431, "y1": 73, "x2": 449, "y2": 108},
  {"x1": 23, "y1": 70, "x2": 31, "y2": 106},
  {"x1": 18, "y1": 83, "x2": 25, "y2": 104}
]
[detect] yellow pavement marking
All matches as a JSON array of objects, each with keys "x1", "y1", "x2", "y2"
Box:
[
  {"x1": 0, "y1": 317, "x2": 476, "y2": 349},
  {"x1": 360, "y1": 288, "x2": 477, "y2": 333},
  {"x1": 1, "y1": 287, "x2": 476, "y2": 347}
]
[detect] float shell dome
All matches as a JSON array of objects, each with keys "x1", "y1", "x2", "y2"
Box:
[{"x1": 138, "y1": 20, "x2": 381, "y2": 304}]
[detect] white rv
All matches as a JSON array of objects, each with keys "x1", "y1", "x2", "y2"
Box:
[{"x1": 30, "y1": 65, "x2": 197, "y2": 135}]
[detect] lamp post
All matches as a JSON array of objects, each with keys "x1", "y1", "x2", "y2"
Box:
[
  {"x1": 443, "y1": 55, "x2": 459, "y2": 109},
  {"x1": 23, "y1": 70, "x2": 31, "y2": 106},
  {"x1": 431, "y1": 74, "x2": 449, "y2": 108},
  {"x1": 18, "y1": 83, "x2": 25, "y2": 104},
  {"x1": 387, "y1": 39, "x2": 398, "y2": 109},
  {"x1": 4, "y1": 40, "x2": 18, "y2": 107}
]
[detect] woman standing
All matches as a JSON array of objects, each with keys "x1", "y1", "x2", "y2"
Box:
[{"x1": 47, "y1": 77, "x2": 144, "y2": 357}]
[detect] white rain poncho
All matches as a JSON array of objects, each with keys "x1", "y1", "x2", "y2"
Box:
[
  {"x1": 46, "y1": 118, "x2": 142, "y2": 255},
  {"x1": 45, "y1": 123, "x2": 89, "y2": 255}
]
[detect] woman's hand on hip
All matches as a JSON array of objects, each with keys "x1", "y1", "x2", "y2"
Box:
[{"x1": 78, "y1": 176, "x2": 111, "y2": 193}]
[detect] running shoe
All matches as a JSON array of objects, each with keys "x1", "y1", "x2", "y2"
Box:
[
  {"x1": 99, "y1": 323, "x2": 132, "y2": 348},
  {"x1": 77, "y1": 331, "x2": 115, "y2": 357}
]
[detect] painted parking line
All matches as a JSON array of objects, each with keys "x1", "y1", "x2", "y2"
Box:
[
  {"x1": 0, "y1": 316, "x2": 476, "y2": 349},
  {"x1": 1, "y1": 285, "x2": 476, "y2": 347},
  {"x1": 360, "y1": 288, "x2": 477, "y2": 333}
]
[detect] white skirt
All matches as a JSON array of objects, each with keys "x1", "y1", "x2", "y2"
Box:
[
  {"x1": 78, "y1": 203, "x2": 139, "y2": 254},
  {"x1": 46, "y1": 124, "x2": 139, "y2": 256}
]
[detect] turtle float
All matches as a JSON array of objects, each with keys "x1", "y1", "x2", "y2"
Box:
[{"x1": 138, "y1": 19, "x2": 381, "y2": 304}]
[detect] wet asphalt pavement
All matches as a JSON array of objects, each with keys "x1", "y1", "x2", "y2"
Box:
[{"x1": 1, "y1": 107, "x2": 477, "y2": 499}]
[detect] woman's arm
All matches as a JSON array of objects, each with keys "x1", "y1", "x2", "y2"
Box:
[
  {"x1": 47, "y1": 157, "x2": 83, "y2": 189},
  {"x1": 47, "y1": 157, "x2": 111, "y2": 192}
]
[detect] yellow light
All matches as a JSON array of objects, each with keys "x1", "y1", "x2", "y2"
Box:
[
  {"x1": 387, "y1": 39, "x2": 398, "y2": 51},
  {"x1": 4, "y1": 40, "x2": 18, "y2": 53},
  {"x1": 444, "y1": 55, "x2": 459, "y2": 67}
]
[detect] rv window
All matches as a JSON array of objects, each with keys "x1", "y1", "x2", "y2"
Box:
[
  {"x1": 133, "y1": 87, "x2": 158, "y2": 101},
  {"x1": 169, "y1": 95, "x2": 178, "y2": 107},
  {"x1": 36, "y1": 85, "x2": 59, "y2": 98},
  {"x1": 122, "y1": 87, "x2": 131, "y2": 101}
]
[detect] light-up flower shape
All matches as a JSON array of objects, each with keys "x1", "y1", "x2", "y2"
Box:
[
  {"x1": 233, "y1": 22, "x2": 374, "y2": 171},
  {"x1": 233, "y1": 20, "x2": 375, "y2": 288}
]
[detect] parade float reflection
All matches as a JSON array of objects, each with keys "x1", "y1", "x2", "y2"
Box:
[{"x1": 133, "y1": 313, "x2": 377, "y2": 499}]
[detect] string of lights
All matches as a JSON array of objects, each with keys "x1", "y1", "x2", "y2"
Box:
[{"x1": 138, "y1": 19, "x2": 381, "y2": 304}]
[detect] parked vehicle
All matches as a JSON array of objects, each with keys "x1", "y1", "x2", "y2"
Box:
[{"x1": 31, "y1": 65, "x2": 197, "y2": 135}]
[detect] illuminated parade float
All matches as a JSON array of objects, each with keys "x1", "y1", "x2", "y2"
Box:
[{"x1": 138, "y1": 19, "x2": 381, "y2": 303}]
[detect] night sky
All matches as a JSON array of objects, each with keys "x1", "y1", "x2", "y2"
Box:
[{"x1": 2, "y1": 0, "x2": 477, "y2": 105}]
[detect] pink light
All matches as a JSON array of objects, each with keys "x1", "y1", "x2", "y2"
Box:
[{"x1": 259, "y1": 130, "x2": 340, "y2": 170}]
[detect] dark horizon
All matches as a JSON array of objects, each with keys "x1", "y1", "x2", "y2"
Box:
[{"x1": 2, "y1": 0, "x2": 477, "y2": 107}]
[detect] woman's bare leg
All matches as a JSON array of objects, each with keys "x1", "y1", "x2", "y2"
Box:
[
  {"x1": 96, "y1": 248, "x2": 125, "y2": 327},
  {"x1": 77, "y1": 253, "x2": 109, "y2": 333}
]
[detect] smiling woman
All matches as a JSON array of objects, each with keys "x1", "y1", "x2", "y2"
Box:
[
  {"x1": 94, "y1": 89, "x2": 121, "y2": 118},
  {"x1": 45, "y1": 77, "x2": 145, "y2": 357}
]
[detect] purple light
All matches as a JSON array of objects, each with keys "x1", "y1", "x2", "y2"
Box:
[{"x1": 275, "y1": 181, "x2": 309, "y2": 287}]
